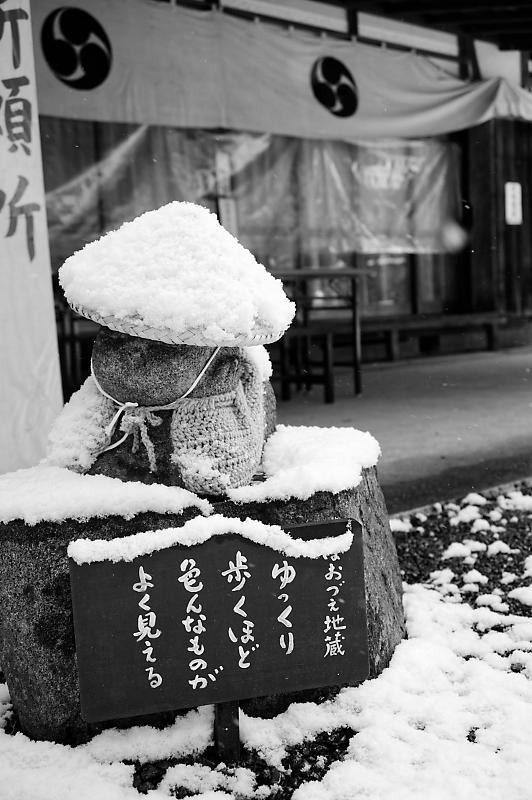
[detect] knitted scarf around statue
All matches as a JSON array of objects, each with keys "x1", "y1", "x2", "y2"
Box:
[
  {"x1": 170, "y1": 354, "x2": 265, "y2": 494},
  {"x1": 44, "y1": 351, "x2": 266, "y2": 494}
]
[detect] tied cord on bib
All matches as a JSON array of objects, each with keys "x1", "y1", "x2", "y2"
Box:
[{"x1": 90, "y1": 346, "x2": 221, "y2": 472}]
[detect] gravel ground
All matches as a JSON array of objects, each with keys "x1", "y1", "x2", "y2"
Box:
[{"x1": 394, "y1": 482, "x2": 532, "y2": 619}]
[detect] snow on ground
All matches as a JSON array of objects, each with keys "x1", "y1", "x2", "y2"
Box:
[{"x1": 1, "y1": 485, "x2": 532, "y2": 799}]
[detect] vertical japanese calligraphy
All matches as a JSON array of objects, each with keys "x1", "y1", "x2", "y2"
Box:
[
  {"x1": 132, "y1": 565, "x2": 163, "y2": 688},
  {"x1": 1, "y1": 75, "x2": 31, "y2": 152},
  {"x1": 323, "y1": 520, "x2": 351, "y2": 658},
  {"x1": 1, "y1": 1, "x2": 38, "y2": 258},
  {"x1": 222, "y1": 550, "x2": 259, "y2": 669},
  {"x1": 179, "y1": 557, "x2": 223, "y2": 691},
  {"x1": 272, "y1": 559, "x2": 296, "y2": 655},
  {"x1": 0, "y1": 0, "x2": 62, "y2": 473},
  {"x1": 0, "y1": 0, "x2": 28, "y2": 70},
  {"x1": 69, "y1": 521, "x2": 368, "y2": 724}
]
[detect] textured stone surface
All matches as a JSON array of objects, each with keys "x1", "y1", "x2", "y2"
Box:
[
  {"x1": 0, "y1": 506, "x2": 201, "y2": 744},
  {"x1": 0, "y1": 467, "x2": 403, "y2": 744},
  {"x1": 92, "y1": 328, "x2": 242, "y2": 405}
]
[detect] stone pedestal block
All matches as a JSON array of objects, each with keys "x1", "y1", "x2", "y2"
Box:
[{"x1": 0, "y1": 467, "x2": 403, "y2": 744}]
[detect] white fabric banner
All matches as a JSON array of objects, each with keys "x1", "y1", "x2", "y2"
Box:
[
  {"x1": 32, "y1": 0, "x2": 532, "y2": 140},
  {"x1": 0, "y1": 0, "x2": 62, "y2": 473}
]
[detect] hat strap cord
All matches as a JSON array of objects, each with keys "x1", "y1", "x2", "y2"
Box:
[{"x1": 90, "y1": 346, "x2": 221, "y2": 466}]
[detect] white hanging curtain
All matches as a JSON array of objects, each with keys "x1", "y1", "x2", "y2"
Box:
[{"x1": 32, "y1": 0, "x2": 532, "y2": 140}]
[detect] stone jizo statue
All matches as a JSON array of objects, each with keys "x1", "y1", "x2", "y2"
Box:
[{"x1": 46, "y1": 201, "x2": 294, "y2": 495}]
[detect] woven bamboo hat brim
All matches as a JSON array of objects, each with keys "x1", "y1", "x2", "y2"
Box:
[
  {"x1": 60, "y1": 203, "x2": 295, "y2": 345},
  {"x1": 71, "y1": 302, "x2": 286, "y2": 347}
]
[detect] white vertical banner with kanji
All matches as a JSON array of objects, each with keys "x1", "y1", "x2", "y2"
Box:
[{"x1": 0, "y1": 0, "x2": 62, "y2": 473}]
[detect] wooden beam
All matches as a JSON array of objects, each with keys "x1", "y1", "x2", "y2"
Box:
[
  {"x1": 422, "y1": 1, "x2": 520, "y2": 12},
  {"x1": 424, "y1": 14, "x2": 532, "y2": 27},
  {"x1": 520, "y1": 50, "x2": 531, "y2": 89},
  {"x1": 324, "y1": 0, "x2": 532, "y2": 49},
  {"x1": 497, "y1": 35, "x2": 532, "y2": 50},
  {"x1": 461, "y1": 12, "x2": 532, "y2": 23},
  {"x1": 346, "y1": 1, "x2": 358, "y2": 35},
  {"x1": 458, "y1": 34, "x2": 481, "y2": 81},
  {"x1": 472, "y1": 25, "x2": 532, "y2": 36},
  {"x1": 353, "y1": 1, "x2": 528, "y2": 16}
]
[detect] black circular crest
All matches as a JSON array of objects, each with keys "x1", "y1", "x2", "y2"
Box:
[
  {"x1": 310, "y1": 57, "x2": 358, "y2": 117},
  {"x1": 41, "y1": 7, "x2": 112, "y2": 90}
]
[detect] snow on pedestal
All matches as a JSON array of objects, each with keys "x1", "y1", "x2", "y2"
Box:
[{"x1": 0, "y1": 425, "x2": 404, "y2": 744}]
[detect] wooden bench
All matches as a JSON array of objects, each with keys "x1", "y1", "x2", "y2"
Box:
[
  {"x1": 270, "y1": 312, "x2": 508, "y2": 404},
  {"x1": 360, "y1": 313, "x2": 506, "y2": 361}
]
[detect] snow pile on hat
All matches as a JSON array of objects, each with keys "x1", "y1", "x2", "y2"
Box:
[{"x1": 59, "y1": 202, "x2": 295, "y2": 347}]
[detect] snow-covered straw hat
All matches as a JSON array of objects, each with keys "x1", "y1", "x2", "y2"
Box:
[{"x1": 59, "y1": 202, "x2": 295, "y2": 347}]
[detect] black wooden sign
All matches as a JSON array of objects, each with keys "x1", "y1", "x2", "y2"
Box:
[{"x1": 68, "y1": 519, "x2": 368, "y2": 723}]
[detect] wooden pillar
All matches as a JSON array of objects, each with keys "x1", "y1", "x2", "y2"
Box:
[{"x1": 467, "y1": 119, "x2": 532, "y2": 316}]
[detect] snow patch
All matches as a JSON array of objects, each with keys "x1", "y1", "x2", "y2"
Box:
[
  {"x1": 443, "y1": 540, "x2": 488, "y2": 561},
  {"x1": 84, "y1": 706, "x2": 212, "y2": 763},
  {"x1": 243, "y1": 345, "x2": 273, "y2": 382},
  {"x1": 508, "y1": 587, "x2": 532, "y2": 607},
  {"x1": 1, "y1": 426, "x2": 379, "y2": 524},
  {"x1": 68, "y1": 514, "x2": 354, "y2": 564},
  {"x1": 44, "y1": 378, "x2": 113, "y2": 472},
  {"x1": 449, "y1": 505, "x2": 481, "y2": 526},
  {"x1": 463, "y1": 570, "x2": 488, "y2": 585},
  {"x1": 0, "y1": 466, "x2": 210, "y2": 526},
  {"x1": 470, "y1": 518, "x2": 490, "y2": 534},
  {"x1": 499, "y1": 492, "x2": 532, "y2": 513},
  {"x1": 462, "y1": 492, "x2": 488, "y2": 506},
  {"x1": 226, "y1": 425, "x2": 380, "y2": 503},
  {"x1": 389, "y1": 518, "x2": 413, "y2": 533},
  {"x1": 158, "y1": 763, "x2": 257, "y2": 798},
  {"x1": 442, "y1": 542, "x2": 470, "y2": 559},
  {"x1": 476, "y1": 594, "x2": 509, "y2": 613},
  {"x1": 487, "y1": 540, "x2": 519, "y2": 557}
]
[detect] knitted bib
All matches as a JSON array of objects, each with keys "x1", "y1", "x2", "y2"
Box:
[{"x1": 170, "y1": 354, "x2": 264, "y2": 495}]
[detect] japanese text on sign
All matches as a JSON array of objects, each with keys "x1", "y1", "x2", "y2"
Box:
[
  {"x1": 132, "y1": 566, "x2": 163, "y2": 688},
  {"x1": 323, "y1": 519, "x2": 350, "y2": 658},
  {"x1": 179, "y1": 557, "x2": 223, "y2": 690},
  {"x1": 1, "y1": 1, "x2": 41, "y2": 260},
  {"x1": 223, "y1": 551, "x2": 259, "y2": 669},
  {"x1": 69, "y1": 520, "x2": 368, "y2": 724},
  {"x1": 272, "y1": 559, "x2": 296, "y2": 655}
]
